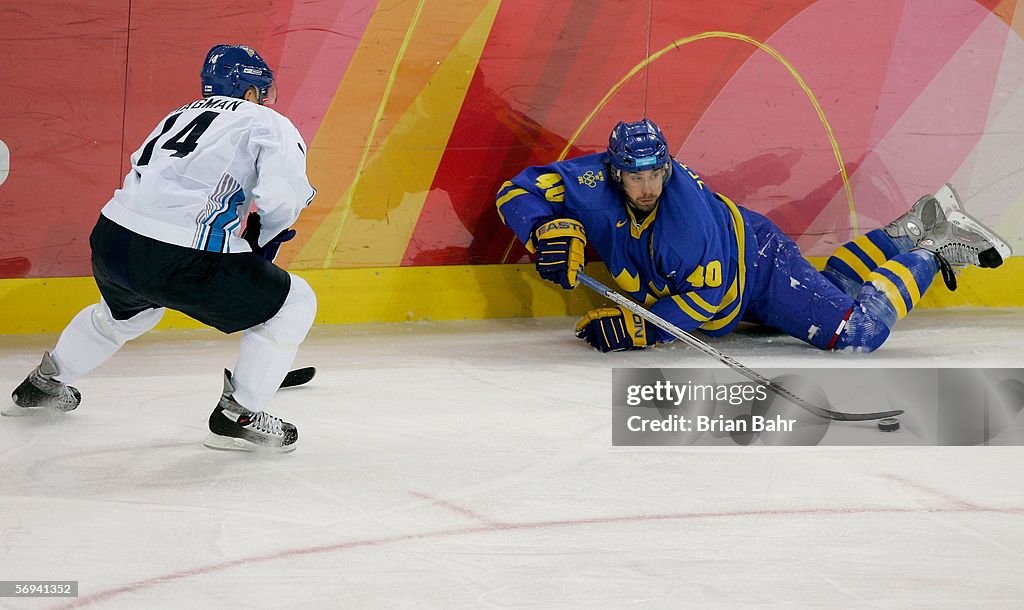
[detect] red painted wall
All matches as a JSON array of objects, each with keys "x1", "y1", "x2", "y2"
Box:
[{"x1": 2, "y1": 0, "x2": 1020, "y2": 278}]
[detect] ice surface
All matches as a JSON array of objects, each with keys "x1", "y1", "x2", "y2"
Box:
[{"x1": 2, "y1": 310, "x2": 1024, "y2": 608}]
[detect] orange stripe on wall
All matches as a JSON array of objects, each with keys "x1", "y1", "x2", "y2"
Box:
[{"x1": 286, "y1": 0, "x2": 500, "y2": 269}]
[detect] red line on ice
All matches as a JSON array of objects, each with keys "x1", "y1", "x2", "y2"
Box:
[
  {"x1": 878, "y1": 473, "x2": 984, "y2": 510},
  {"x1": 408, "y1": 490, "x2": 509, "y2": 528},
  {"x1": 59, "y1": 501, "x2": 1024, "y2": 608}
]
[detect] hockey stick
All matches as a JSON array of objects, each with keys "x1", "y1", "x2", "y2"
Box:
[
  {"x1": 224, "y1": 367, "x2": 316, "y2": 390},
  {"x1": 280, "y1": 366, "x2": 316, "y2": 388},
  {"x1": 576, "y1": 271, "x2": 903, "y2": 422}
]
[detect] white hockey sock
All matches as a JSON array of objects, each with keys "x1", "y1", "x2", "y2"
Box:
[
  {"x1": 50, "y1": 301, "x2": 165, "y2": 383},
  {"x1": 231, "y1": 275, "x2": 316, "y2": 412}
]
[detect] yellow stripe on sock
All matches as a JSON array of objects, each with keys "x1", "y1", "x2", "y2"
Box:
[
  {"x1": 834, "y1": 246, "x2": 872, "y2": 281},
  {"x1": 855, "y1": 234, "x2": 888, "y2": 267},
  {"x1": 869, "y1": 274, "x2": 910, "y2": 319},
  {"x1": 880, "y1": 260, "x2": 922, "y2": 304}
]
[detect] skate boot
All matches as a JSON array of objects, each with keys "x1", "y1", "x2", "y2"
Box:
[
  {"x1": 204, "y1": 373, "x2": 297, "y2": 453},
  {"x1": 915, "y1": 210, "x2": 1013, "y2": 290},
  {"x1": 884, "y1": 183, "x2": 964, "y2": 242},
  {"x1": 4, "y1": 351, "x2": 81, "y2": 416}
]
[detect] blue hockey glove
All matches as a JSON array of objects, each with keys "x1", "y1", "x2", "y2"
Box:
[
  {"x1": 575, "y1": 306, "x2": 654, "y2": 352},
  {"x1": 257, "y1": 228, "x2": 297, "y2": 262},
  {"x1": 532, "y1": 218, "x2": 586, "y2": 289},
  {"x1": 241, "y1": 213, "x2": 296, "y2": 262}
]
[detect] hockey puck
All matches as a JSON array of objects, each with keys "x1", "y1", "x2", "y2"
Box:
[{"x1": 877, "y1": 417, "x2": 901, "y2": 432}]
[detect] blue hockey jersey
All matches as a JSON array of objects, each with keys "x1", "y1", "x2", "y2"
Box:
[{"x1": 497, "y1": 153, "x2": 758, "y2": 341}]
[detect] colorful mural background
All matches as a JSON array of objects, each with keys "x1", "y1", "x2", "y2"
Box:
[{"x1": 2, "y1": 0, "x2": 1023, "y2": 281}]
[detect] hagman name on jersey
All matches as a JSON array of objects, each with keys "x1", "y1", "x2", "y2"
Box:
[{"x1": 172, "y1": 97, "x2": 246, "y2": 113}]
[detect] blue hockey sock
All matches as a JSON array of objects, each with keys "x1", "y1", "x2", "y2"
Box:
[
  {"x1": 834, "y1": 250, "x2": 938, "y2": 352},
  {"x1": 822, "y1": 229, "x2": 912, "y2": 297}
]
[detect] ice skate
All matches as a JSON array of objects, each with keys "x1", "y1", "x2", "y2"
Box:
[
  {"x1": 5, "y1": 351, "x2": 81, "y2": 416},
  {"x1": 204, "y1": 374, "x2": 297, "y2": 453},
  {"x1": 913, "y1": 209, "x2": 1012, "y2": 291},
  {"x1": 916, "y1": 210, "x2": 1011, "y2": 269},
  {"x1": 884, "y1": 183, "x2": 964, "y2": 242}
]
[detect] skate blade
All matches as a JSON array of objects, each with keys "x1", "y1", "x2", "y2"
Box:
[
  {"x1": 1, "y1": 403, "x2": 72, "y2": 417},
  {"x1": 934, "y1": 183, "x2": 965, "y2": 216},
  {"x1": 2, "y1": 403, "x2": 34, "y2": 417},
  {"x1": 203, "y1": 433, "x2": 297, "y2": 454},
  {"x1": 948, "y1": 210, "x2": 1013, "y2": 260}
]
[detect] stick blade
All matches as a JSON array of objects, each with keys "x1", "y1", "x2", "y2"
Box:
[
  {"x1": 225, "y1": 366, "x2": 317, "y2": 389},
  {"x1": 830, "y1": 409, "x2": 905, "y2": 422},
  {"x1": 281, "y1": 366, "x2": 316, "y2": 388}
]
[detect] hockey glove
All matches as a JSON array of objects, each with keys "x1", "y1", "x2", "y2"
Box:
[
  {"x1": 574, "y1": 306, "x2": 654, "y2": 352},
  {"x1": 258, "y1": 228, "x2": 297, "y2": 262},
  {"x1": 241, "y1": 213, "x2": 296, "y2": 262},
  {"x1": 241, "y1": 212, "x2": 264, "y2": 251},
  {"x1": 532, "y1": 218, "x2": 586, "y2": 289}
]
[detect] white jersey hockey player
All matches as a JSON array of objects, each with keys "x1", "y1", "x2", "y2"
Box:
[
  {"x1": 103, "y1": 90, "x2": 313, "y2": 254},
  {"x1": 8, "y1": 44, "x2": 317, "y2": 453}
]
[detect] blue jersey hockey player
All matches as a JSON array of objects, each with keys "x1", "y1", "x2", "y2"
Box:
[{"x1": 497, "y1": 118, "x2": 1012, "y2": 353}]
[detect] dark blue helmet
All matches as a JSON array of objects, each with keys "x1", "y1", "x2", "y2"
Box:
[
  {"x1": 607, "y1": 119, "x2": 671, "y2": 173},
  {"x1": 200, "y1": 45, "x2": 277, "y2": 104}
]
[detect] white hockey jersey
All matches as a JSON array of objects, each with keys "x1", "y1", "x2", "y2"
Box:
[{"x1": 101, "y1": 96, "x2": 315, "y2": 253}]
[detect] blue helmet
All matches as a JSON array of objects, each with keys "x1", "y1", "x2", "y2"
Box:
[
  {"x1": 200, "y1": 45, "x2": 277, "y2": 104},
  {"x1": 607, "y1": 119, "x2": 671, "y2": 174}
]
